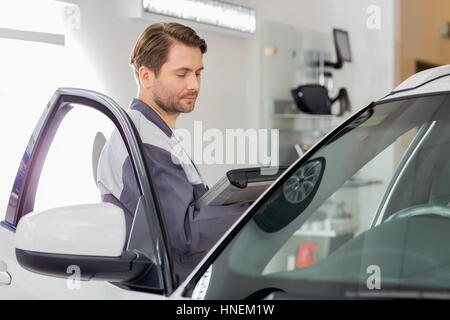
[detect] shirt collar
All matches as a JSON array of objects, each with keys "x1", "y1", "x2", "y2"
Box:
[{"x1": 129, "y1": 98, "x2": 173, "y2": 137}]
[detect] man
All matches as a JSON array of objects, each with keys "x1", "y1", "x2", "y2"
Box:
[{"x1": 97, "y1": 23, "x2": 249, "y2": 282}]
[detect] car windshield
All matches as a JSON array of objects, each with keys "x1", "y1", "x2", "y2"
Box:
[{"x1": 192, "y1": 93, "x2": 450, "y2": 299}]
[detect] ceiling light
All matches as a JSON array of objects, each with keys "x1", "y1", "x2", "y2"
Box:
[{"x1": 142, "y1": 0, "x2": 256, "y2": 34}]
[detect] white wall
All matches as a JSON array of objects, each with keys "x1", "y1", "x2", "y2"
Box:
[
  {"x1": 68, "y1": 0, "x2": 256, "y2": 185},
  {"x1": 72, "y1": 0, "x2": 395, "y2": 184},
  {"x1": 249, "y1": 0, "x2": 395, "y2": 115},
  {"x1": 0, "y1": 0, "x2": 396, "y2": 215}
]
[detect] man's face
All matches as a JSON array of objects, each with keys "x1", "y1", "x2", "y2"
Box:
[{"x1": 151, "y1": 42, "x2": 203, "y2": 114}]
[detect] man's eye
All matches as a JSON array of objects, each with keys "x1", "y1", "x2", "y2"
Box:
[{"x1": 177, "y1": 74, "x2": 186, "y2": 77}]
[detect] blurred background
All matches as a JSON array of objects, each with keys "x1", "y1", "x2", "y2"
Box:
[{"x1": 0, "y1": 0, "x2": 448, "y2": 215}]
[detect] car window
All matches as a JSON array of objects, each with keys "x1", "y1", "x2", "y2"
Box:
[
  {"x1": 262, "y1": 127, "x2": 417, "y2": 276},
  {"x1": 34, "y1": 105, "x2": 118, "y2": 210},
  {"x1": 189, "y1": 93, "x2": 450, "y2": 299},
  {"x1": 33, "y1": 105, "x2": 143, "y2": 242},
  {"x1": 26, "y1": 103, "x2": 151, "y2": 248}
]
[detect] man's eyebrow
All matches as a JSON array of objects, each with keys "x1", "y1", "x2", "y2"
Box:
[{"x1": 174, "y1": 67, "x2": 204, "y2": 72}]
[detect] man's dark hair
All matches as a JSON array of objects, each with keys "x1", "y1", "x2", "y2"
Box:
[{"x1": 130, "y1": 22, "x2": 207, "y2": 79}]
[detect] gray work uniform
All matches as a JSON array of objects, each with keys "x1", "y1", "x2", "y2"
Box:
[{"x1": 97, "y1": 98, "x2": 249, "y2": 281}]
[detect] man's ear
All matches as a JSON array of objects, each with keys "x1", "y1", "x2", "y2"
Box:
[{"x1": 138, "y1": 66, "x2": 155, "y2": 89}]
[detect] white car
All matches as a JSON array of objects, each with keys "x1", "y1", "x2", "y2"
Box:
[{"x1": 2, "y1": 65, "x2": 450, "y2": 300}]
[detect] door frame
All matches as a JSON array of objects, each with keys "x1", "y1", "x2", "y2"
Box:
[{"x1": 1, "y1": 88, "x2": 176, "y2": 295}]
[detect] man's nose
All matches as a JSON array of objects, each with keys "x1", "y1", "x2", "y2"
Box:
[{"x1": 186, "y1": 73, "x2": 200, "y2": 92}]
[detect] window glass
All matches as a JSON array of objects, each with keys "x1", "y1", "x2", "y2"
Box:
[
  {"x1": 262, "y1": 127, "x2": 416, "y2": 275},
  {"x1": 33, "y1": 104, "x2": 142, "y2": 244},
  {"x1": 34, "y1": 106, "x2": 116, "y2": 210},
  {"x1": 195, "y1": 94, "x2": 450, "y2": 299}
]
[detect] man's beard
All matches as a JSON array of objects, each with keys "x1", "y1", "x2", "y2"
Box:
[{"x1": 153, "y1": 87, "x2": 196, "y2": 114}]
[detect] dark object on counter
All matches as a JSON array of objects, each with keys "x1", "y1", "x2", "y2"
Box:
[{"x1": 291, "y1": 85, "x2": 351, "y2": 116}]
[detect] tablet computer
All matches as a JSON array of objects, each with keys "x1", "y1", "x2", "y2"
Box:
[{"x1": 196, "y1": 166, "x2": 287, "y2": 206}]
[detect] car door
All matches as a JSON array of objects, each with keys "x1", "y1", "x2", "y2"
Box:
[{"x1": 0, "y1": 88, "x2": 176, "y2": 299}]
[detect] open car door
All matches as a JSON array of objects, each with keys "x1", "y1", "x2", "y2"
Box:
[{"x1": 0, "y1": 88, "x2": 176, "y2": 299}]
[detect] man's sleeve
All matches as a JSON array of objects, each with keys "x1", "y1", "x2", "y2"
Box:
[
  {"x1": 141, "y1": 143, "x2": 249, "y2": 259},
  {"x1": 96, "y1": 130, "x2": 141, "y2": 240}
]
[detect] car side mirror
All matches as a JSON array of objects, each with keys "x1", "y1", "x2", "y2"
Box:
[{"x1": 14, "y1": 203, "x2": 153, "y2": 283}]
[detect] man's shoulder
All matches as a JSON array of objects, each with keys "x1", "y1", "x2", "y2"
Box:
[{"x1": 128, "y1": 109, "x2": 173, "y2": 152}]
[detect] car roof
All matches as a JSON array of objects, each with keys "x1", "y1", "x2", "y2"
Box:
[{"x1": 380, "y1": 64, "x2": 450, "y2": 101}]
